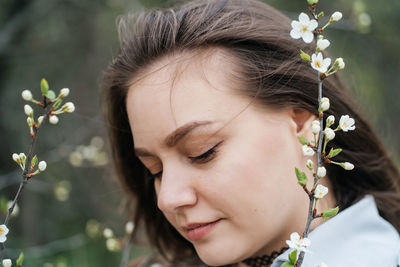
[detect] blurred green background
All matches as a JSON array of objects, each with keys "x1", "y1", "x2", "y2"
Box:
[{"x1": 0, "y1": 0, "x2": 399, "y2": 266}]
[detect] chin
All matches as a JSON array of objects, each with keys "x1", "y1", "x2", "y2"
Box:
[{"x1": 194, "y1": 240, "x2": 246, "y2": 266}]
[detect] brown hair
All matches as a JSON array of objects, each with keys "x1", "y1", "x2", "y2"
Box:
[{"x1": 102, "y1": 0, "x2": 400, "y2": 264}]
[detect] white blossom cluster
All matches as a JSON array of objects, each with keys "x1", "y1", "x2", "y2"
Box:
[{"x1": 290, "y1": 10, "x2": 345, "y2": 77}]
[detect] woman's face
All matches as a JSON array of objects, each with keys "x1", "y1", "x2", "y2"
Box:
[{"x1": 126, "y1": 49, "x2": 313, "y2": 266}]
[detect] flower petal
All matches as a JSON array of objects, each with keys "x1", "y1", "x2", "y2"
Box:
[
  {"x1": 309, "y1": 19, "x2": 318, "y2": 31},
  {"x1": 290, "y1": 29, "x2": 302, "y2": 39},
  {"x1": 298, "y1": 13, "x2": 310, "y2": 24},
  {"x1": 302, "y1": 31, "x2": 314, "y2": 43}
]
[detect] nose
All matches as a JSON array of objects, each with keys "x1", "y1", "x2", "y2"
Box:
[{"x1": 156, "y1": 167, "x2": 198, "y2": 213}]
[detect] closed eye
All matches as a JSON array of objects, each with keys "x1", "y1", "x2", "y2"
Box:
[{"x1": 147, "y1": 141, "x2": 223, "y2": 181}]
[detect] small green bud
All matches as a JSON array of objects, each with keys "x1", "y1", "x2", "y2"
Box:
[
  {"x1": 46, "y1": 90, "x2": 56, "y2": 100},
  {"x1": 31, "y1": 155, "x2": 38, "y2": 167},
  {"x1": 300, "y1": 50, "x2": 311, "y2": 62},
  {"x1": 318, "y1": 11, "x2": 324, "y2": 18},
  {"x1": 41, "y1": 78, "x2": 49, "y2": 95},
  {"x1": 307, "y1": 0, "x2": 319, "y2": 5}
]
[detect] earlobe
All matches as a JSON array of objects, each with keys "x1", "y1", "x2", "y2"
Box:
[{"x1": 290, "y1": 108, "x2": 317, "y2": 135}]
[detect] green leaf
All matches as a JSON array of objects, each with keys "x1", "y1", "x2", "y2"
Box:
[
  {"x1": 46, "y1": 90, "x2": 56, "y2": 100},
  {"x1": 318, "y1": 11, "x2": 324, "y2": 18},
  {"x1": 281, "y1": 261, "x2": 294, "y2": 267},
  {"x1": 299, "y1": 50, "x2": 311, "y2": 62},
  {"x1": 328, "y1": 148, "x2": 342, "y2": 158},
  {"x1": 289, "y1": 250, "x2": 297, "y2": 264},
  {"x1": 322, "y1": 206, "x2": 339, "y2": 221},
  {"x1": 31, "y1": 155, "x2": 38, "y2": 167},
  {"x1": 295, "y1": 167, "x2": 308, "y2": 186},
  {"x1": 53, "y1": 99, "x2": 63, "y2": 109},
  {"x1": 16, "y1": 251, "x2": 24, "y2": 265},
  {"x1": 307, "y1": 0, "x2": 318, "y2": 5},
  {"x1": 41, "y1": 78, "x2": 49, "y2": 95},
  {"x1": 298, "y1": 136, "x2": 309, "y2": 146}
]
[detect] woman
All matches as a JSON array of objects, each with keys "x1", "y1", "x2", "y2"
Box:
[{"x1": 102, "y1": 0, "x2": 400, "y2": 266}]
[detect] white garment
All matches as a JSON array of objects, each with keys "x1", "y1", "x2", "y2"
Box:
[{"x1": 272, "y1": 195, "x2": 400, "y2": 267}]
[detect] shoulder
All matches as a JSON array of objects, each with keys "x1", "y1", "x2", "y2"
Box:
[{"x1": 128, "y1": 253, "x2": 207, "y2": 267}]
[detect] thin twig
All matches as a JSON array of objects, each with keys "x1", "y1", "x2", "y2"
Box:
[{"x1": 295, "y1": 73, "x2": 324, "y2": 267}]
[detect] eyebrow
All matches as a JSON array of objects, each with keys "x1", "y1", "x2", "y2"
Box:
[{"x1": 134, "y1": 120, "x2": 214, "y2": 157}]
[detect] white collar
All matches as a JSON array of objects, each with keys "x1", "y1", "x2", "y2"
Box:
[{"x1": 272, "y1": 195, "x2": 400, "y2": 267}]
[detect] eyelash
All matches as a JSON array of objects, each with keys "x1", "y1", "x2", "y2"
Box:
[{"x1": 147, "y1": 141, "x2": 222, "y2": 181}]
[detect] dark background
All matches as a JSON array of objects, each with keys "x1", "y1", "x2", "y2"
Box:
[{"x1": 0, "y1": 0, "x2": 399, "y2": 266}]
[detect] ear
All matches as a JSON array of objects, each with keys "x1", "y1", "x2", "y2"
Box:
[{"x1": 290, "y1": 108, "x2": 317, "y2": 136}]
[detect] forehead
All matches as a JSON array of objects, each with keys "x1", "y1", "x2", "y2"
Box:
[{"x1": 125, "y1": 48, "x2": 250, "y2": 147}]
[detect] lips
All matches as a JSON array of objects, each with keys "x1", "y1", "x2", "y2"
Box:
[{"x1": 183, "y1": 219, "x2": 221, "y2": 241}]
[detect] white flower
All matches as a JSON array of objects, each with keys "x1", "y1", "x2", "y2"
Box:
[
  {"x1": 331, "y1": 12, "x2": 343, "y2": 22},
  {"x1": 302, "y1": 145, "x2": 315, "y2": 156},
  {"x1": 125, "y1": 221, "x2": 135, "y2": 235},
  {"x1": 38, "y1": 161, "x2": 47, "y2": 172},
  {"x1": 62, "y1": 102, "x2": 75, "y2": 113},
  {"x1": 311, "y1": 120, "x2": 321, "y2": 134},
  {"x1": 317, "y1": 166, "x2": 327, "y2": 178},
  {"x1": 317, "y1": 39, "x2": 330, "y2": 51},
  {"x1": 342, "y1": 162, "x2": 355, "y2": 170},
  {"x1": 59, "y1": 88, "x2": 70, "y2": 98},
  {"x1": 306, "y1": 159, "x2": 314, "y2": 170},
  {"x1": 326, "y1": 115, "x2": 335, "y2": 126},
  {"x1": 318, "y1": 263, "x2": 328, "y2": 267},
  {"x1": 339, "y1": 115, "x2": 355, "y2": 132},
  {"x1": 290, "y1": 13, "x2": 318, "y2": 44},
  {"x1": 320, "y1": 97, "x2": 330, "y2": 111},
  {"x1": 0, "y1": 224, "x2": 9, "y2": 243},
  {"x1": 324, "y1": 127, "x2": 335, "y2": 141},
  {"x1": 49, "y1": 115, "x2": 59, "y2": 125},
  {"x1": 103, "y1": 228, "x2": 114, "y2": 239},
  {"x1": 21, "y1": 90, "x2": 32, "y2": 101},
  {"x1": 12, "y1": 153, "x2": 20, "y2": 163},
  {"x1": 38, "y1": 115, "x2": 45, "y2": 126},
  {"x1": 2, "y1": 259, "x2": 12, "y2": 267},
  {"x1": 24, "y1": 104, "x2": 33, "y2": 116},
  {"x1": 311, "y1": 53, "x2": 331, "y2": 73},
  {"x1": 314, "y1": 184, "x2": 329, "y2": 199},
  {"x1": 335, "y1": 57, "x2": 345, "y2": 70},
  {"x1": 286, "y1": 232, "x2": 311, "y2": 252}
]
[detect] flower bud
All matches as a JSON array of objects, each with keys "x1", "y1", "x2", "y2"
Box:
[
  {"x1": 21, "y1": 90, "x2": 33, "y2": 101},
  {"x1": 59, "y1": 88, "x2": 70, "y2": 98},
  {"x1": 317, "y1": 39, "x2": 330, "y2": 51},
  {"x1": 306, "y1": 159, "x2": 314, "y2": 170},
  {"x1": 307, "y1": 0, "x2": 318, "y2": 5},
  {"x1": 49, "y1": 115, "x2": 59, "y2": 125},
  {"x1": 320, "y1": 97, "x2": 330, "y2": 111},
  {"x1": 27, "y1": 117, "x2": 34, "y2": 127},
  {"x1": 19, "y1": 153, "x2": 26, "y2": 163},
  {"x1": 2, "y1": 259, "x2": 12, "y2": 267},
  {"x1": 311, "y1": 120, "x2": 321, "y2": 134},
  {"x1": 24, "y1": 104, "x2": 33, "y2": 116},
  {"x1": 331, "y1": 11, "x2": 343, "y2": 22},
  {"x1": 314, "y1": 184, "x2": 328, "y2": 199},
  {"x1": 103, "y1": 228, "x2": 114, "y2": 239},
  {"x1": 334, "y1": 58, "x2": 345, "y2": 70},
  {"x1": 342, "y1": 162, "x2": 354, "y2": 170},
  {"x1": 38, "y1": 161, "x2": 47, "y2": 172},
  {"x1": 38, "y1": 116, "x2": 45, "y2": 126},
  {"x1": 317, "y1": 166, "x2": 327, "y2": 178},
  {"x1": 12, "y1": 153, "x2": 20, "y2": 163},
  {"x1": 326, "y1": 115, "x2": 335, "y2": 127},
  {"x1": 324, "y1": 127, "x2": 335, "y2": 141},
  {"x1": 125, "y1": 221, "x2": 135, "y2": 235},
  {"x1": 302, "y1": 145, "x2": 315, "y2": 156},
  {"x1": 62, "y1": 102, "x2": 75, "y2": 113}
]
